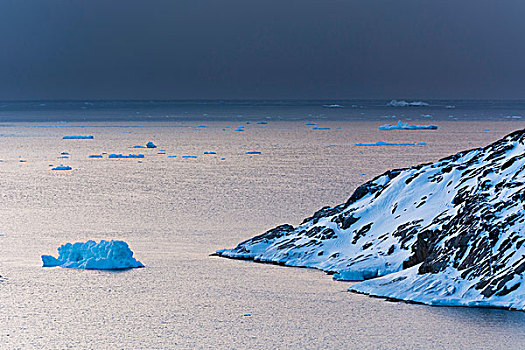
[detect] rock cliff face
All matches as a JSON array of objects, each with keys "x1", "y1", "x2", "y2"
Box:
[{"x1": 217, "y1": 129, "x2": 525, "y2": 310}]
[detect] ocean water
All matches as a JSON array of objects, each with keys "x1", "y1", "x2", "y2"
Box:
[{"x1": 0, "y1": 102, "x2": 524, "y2": 349}]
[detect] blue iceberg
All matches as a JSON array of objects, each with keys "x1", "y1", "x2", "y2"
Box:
[
  {"x1": 63, "y1": 135, "x2": 93, "y2": 139},
  {"x1": 51, "y1": 165, "x2": 72, "y2": 170},
  {"x1": 42, "y1": 240, "x2": 144, "y2": 270},
  {"x1": 108, "y1": 154, "x2": 144, "y2": 159},
  {"x1": 378, "y1": 120, "x2": 438, "y2": 130}
]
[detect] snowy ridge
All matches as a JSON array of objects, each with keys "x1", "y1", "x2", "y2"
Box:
[{"x1": 217, "y1": 129, "x2": 525, "y2": 310}]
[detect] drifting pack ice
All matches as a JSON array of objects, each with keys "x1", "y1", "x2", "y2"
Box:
[
  {"x1": 42, "y1": 240, "x2": 144, "y2": 270},
  {"x1": 217, "y1": 129, "x2": 525, "y2": 310}
]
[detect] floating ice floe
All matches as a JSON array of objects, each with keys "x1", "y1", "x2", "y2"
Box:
[
  {"x1": 131, "y1": 145, "x2": 146, "y2": 149},
  {"x1": 89, "y1": 154, "x2": 103, "y2": 158},
  {"x1": 378, "y1": 120, "x2": 438, "y2": 131},
  {"x1": 52, "y1": 165, "x2": 72, "y2": 170},
  {"x1": 387, "y1": 100, "x2": 429, "y2": 107},
  {"x1": 306, "y1": 122, "x2": 317, "y2": 125},
  {"x1": 182, "y1": 155, "x2": 197, "y2": 159},
  {"x1": 197, "y1": 125, "x2": 207, "y2": 128},
  {"x1": 355, "y1": 141, "x2": 427, "y2": 146},
  {"x1": 57, "y1": 156, "x2": 69, "y2": 159},
  {"x1": 108, "y1": 154, "x2": 144, "y2": 159},
  {"x1": 146, "y1": 141, "x2": 157, "y2": 148},
  {"x1": 42, "y1": 240, "x2": 144, "y2": 270},
  {"x1": 245, "y1": 151, "x2": 262, "y2": 155},
  {"x1": 505, "y1": 116, "x2": 522, "y2": 119},
  {"x1": 157, "y1": 152, "x2": 166, "y2": 155},
  {"x1": 234, "y1": 127, "x2": 244, "y2": 132},
  {"x1": 312, "y1": 126, "x2": 331, "y2": 130},
  {"x1": 63, "y1": 135, "x2": 93, "y2": 139},
  {"x1": 204, "y1": 151, "x2": 217, "y2": 155},
  {"x1": 257, "y1": 121, "x2": 268, "y2": 125},
  {"x1": 60, "y1": 152, "x2": 69, "y2": 155}
]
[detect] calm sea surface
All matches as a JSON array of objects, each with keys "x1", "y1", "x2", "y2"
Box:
[{"x1": 0, "y1": 101, "x2": 524, "y2": 349}]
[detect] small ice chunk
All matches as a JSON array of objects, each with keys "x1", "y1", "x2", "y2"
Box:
[
  {"x1": 60, "y1": 152, "x2": 69, "y2": 155},
  {"x1": 167, "y1": 155, "x2": 177, "y2": 158},
  {"x1": 182, "y1": 155, "x2": 197, "y2": 159},
  {"x1": 131, "y1": 145, "x2": 147, "y2": 149},
  {"x1": 57, "y1": 156, "x2": 69, "y2": 159},
  {"x1": 306, "y1": 122, "x2": 318, "y2": 125},
  {"x1": 245, "y1": 151, "x2": 262, "y2": 155},
  {"x1": 257, "y1": 121, "x2": 268, "y2": 124},
  {"x1": 89, "y1": 154, "x2": 103, "y2": 158},
  {"x1": 63, "y1": 135, "x2": 93, "y2": 139},
  {"x1": 42, "y1": 240, "x2": 144, "y2": 270},
  {"x1": 204, "y1": 151, "x2": 217, "y2": 154},
  {"x1": 52, "y1": 165, "x2": 72, "y2": 170},
  {"x1": 312, "y1": 126, "x2": 330, "y2": 130},
  {"x1": 322, "y1": 104, "x2": 343, "y2": 108},
  {"x1": 234, "y1": 127, "x2": 244, "y2": 132},
  {"x1": 197, "y1": 125, "x2": 207, "y2": 128}
]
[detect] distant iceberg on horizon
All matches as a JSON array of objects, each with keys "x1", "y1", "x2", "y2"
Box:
[
  {"x1": 379, "y1": 120, "x2": 438, "y2": 130},
  {"x1": 387, "y1": 100, "x2": 429, "y2": 107},
  {"x1": 42, "y1": 240, "x2": 144, "y2": 270}
]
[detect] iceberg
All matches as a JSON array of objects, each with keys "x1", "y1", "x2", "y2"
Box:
[
  {"x1": 146, "y1": 141, "x2": 157, "y2": 148},
  {"x1": 378, "y1": 120, "x2": 438, "y2": 131},
  {"x1": 51, "y1": 165, "x2": 72, "y2": 170},
  {"x1": 355, "y1": 141, "x2": 425, "y2": 146},
  {"x1": 63, "y1": 135, "x2": 93, "y2": 139},
  {"x1": 42, "y1": 240, "x2": 144, "y2": 270},
  {"x1": 108, "y1": 154, "x2": 144, "y2": 159},
  {"x1": 387, "y1": 100, "x2": 429, "y2": 107}
]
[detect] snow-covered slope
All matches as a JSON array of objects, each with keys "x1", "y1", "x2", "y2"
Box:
[{"x1": 217, "y1": 129, "x2": 525, "y2": 310}]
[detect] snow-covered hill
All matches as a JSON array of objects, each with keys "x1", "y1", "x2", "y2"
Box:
[{"x1": 217, "y1": 129, "x2": 525, "y2": 310}]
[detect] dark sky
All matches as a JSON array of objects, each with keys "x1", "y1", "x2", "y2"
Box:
[{"x1": 1, "y1": 0, "x2": 525, "y2": 100}]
